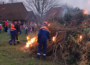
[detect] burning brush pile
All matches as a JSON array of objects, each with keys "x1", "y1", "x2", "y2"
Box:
[
  {"x1": 24, "y1": 35, "x2": 56, "y2": 54},
  {"x1": 22, "y1": 22, "x2": 90, "y2": 65},
  {"x1": 47, "y1": 22, "x2": 90, "y2": 65}
]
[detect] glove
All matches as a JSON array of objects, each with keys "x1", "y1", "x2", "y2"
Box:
[{"x1": 37, "y1": 38, "x2": 40, "y2": 43}]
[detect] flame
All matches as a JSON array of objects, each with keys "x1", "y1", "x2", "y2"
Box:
[
  {"x1": 31, "y1": 37, "x2": 36, "y2": 43},
  {"x1": 79, "y1": 35, "x2": 83, "y2": 41},
  {"x1": 26, "y1": 36, "x2": 56, "y2": 48},
  {"x1": 52, "y1": 36, "x2": 56, "y2": 42},
  {"x1": 26, "y1": 42, "x2": 30, "y2": 48},
  {"x1": 88, "y1": 1, "x2": 90, "y2": 5},
  {"x1": 83, "y1": 9, "x2": 88, "y2": 15},
  {"x1": 26, "y1": 36, "x2": 37, "y2": 48},
  {"x1": 27, "y1": 36, "x2": 30, "y2": 40}
]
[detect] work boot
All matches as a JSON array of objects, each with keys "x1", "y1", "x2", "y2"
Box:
[
  {"x1": 37, "y1": 56, "x2": 40, "y2": 60},
  {"x1": 17, "y1": 41, "x2": 20, "y2": 44},
  {"x1": 9, "y1": 42, "x2": 12, "y2": 45},
  {"x1": 14, "y1": 43, "x2": 16, "y2": 45},
  {"x1": 37, "y1": 55, "x2": 40, "y2": 60},
  {"x1": 9, "y1": 41, "x2": 12, "y2": 45},
  {"x1": 42, "y1": 56, "x2": 46, "y2": 60},
  {"x1": 10, "y1": 43, "x2": 12, "y2": 45}
]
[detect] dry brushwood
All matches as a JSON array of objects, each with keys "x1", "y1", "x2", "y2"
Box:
[{"x1": 26, "y1": 22, "x2": 90, "y2": 65}]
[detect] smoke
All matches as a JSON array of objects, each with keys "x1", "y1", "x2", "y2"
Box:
[
  {"x1": 62, "y1": 0, "x2": 90, "y2": 14},
  {"x1": 61, "y1": 5, "x2": 68, "y2": 17},
  {"x1": 2, "y1": 0, "x2": 90, "y2": 13},
  {"x1": 60, "y1": 5, "x2": 75, "y2": 17}
]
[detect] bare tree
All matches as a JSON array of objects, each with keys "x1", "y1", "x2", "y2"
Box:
[
  {"x1": 8, "y1": 0, "x2": 17, "y2": 22},
  {"x1": 24, "y1": 0, "x2": 61, "y2": 21},
  {"x1": 0, "y1": 0, "x2": 4, "y2": 4}
]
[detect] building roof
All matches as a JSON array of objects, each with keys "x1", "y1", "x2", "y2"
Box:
[
  {"x1": 44, "y1": 7, "x2": 62, "y2": 20},
  {"x1": 0, "y1": 2, "x2": 35, "y2": 21}
]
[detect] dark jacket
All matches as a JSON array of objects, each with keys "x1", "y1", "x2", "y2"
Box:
[
  {"x1": 3, "y1": 22, "x2": 5, "y2": 27},
  {"x1": 38, "y1": 26, "x2": 50, "y2": 42},
  {"x1": 14, "y1": 24, "x2": 20, "y2": 32}
]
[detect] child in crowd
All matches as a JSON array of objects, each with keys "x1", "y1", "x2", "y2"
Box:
[
  {"x1": 30, "y1": 27, "x2": 32, "y2": 33},
  {"x1": 25, "y1": 26, "x2": 28, "y2": 35},
  {"x1": 0, "y1": 24, "x2": 2, "y2": 33},
  {"x1": 9, "y1": 24, "x2": 16, "y2": 45},
  {"x1": 23, "y1": 24, "x2": 26, "y2": 34},
  {"x1": 20, "y1": 25, "x2": 22, "y2": 35}
]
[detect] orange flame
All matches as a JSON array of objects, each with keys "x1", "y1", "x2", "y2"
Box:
[
  {"x1": 27, "y1": 36, "x2": 30, "y2": 40},
  {"x1": 88, "y1": 1, "x2": 90, "y2": 5},
  {"x1": 26, "y1": 36, "x2": 56, "y2": 48},
  {"x1": 79, "y1": 35, "x2": 83, "y2": 41},
  {"x1": 83, "y1": 9, "x2": 88, "y2": 15},
  {"x1": 26, "y1": 37, "x2": 37, "y2": 48},
  {"x1": 52, "y1": 36, "x2": 56, "y2": 42}
]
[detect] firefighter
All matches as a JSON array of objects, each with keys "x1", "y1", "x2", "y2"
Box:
[
  {"x1": 37, "y1": 21, "x2": 51, "y2": 59},
  {"x1": 9, "y1": 23, "x2": 16, "y2": 45},
  {"x1": 14, "y1": 21, "x2": 20, "y2": 44}
]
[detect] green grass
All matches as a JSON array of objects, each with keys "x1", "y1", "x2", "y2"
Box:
[{"x1": 0, "y1": 31, "x2": 53, "y2": 65}]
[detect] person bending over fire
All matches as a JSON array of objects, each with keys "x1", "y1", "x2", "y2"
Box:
[{"x1": 37, "y1": 21, "x2": 51, "y2": 59}]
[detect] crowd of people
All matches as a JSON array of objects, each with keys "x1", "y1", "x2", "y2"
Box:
[
  {"x1": 0, "y1": 20, "x2": 38, "y2": 35},
  {"x1": 0, "y1": 20, "x2": 38, "y2": 45},
  {"x1": 0, "y1": 20, "x2": 52, "y2": 59}
]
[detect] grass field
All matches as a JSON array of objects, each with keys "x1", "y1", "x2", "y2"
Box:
[{"x1": 0, "y1": 31, "x2": 53, "y2": 65}]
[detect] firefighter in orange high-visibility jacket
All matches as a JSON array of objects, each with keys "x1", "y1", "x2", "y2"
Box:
[
  {"x1": 37, "y1": 21, "x2": 51, "y2": 59},
  {"x1": 9, "y1": 24, "x2": 16, "y2": 45}
]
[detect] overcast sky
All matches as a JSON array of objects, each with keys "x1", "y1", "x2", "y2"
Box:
[
  {"x1": 2, "y1": 0, "x2": 90, "y2": 12},
  {"x1": 62, "y1": 0, "x2": 90, "y2": 13}
]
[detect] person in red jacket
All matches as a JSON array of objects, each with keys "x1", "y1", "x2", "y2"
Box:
[
  {"x1": 0, "y1": 24, "x2": 2, "y2": 33},
  {"x1": 5, "y1": 20, "x2": 8, "y2": 32}
]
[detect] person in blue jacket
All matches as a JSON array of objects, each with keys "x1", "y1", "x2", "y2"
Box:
[
  {"x1": 37, "y1": 21, "x2": 51, "y2": 59},
  {"x1": 9, "y1": 23, "x2": 16, "y2": 45}
]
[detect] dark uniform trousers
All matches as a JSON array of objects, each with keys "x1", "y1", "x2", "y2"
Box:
[
  {"x1": 16, "y1": 31, "x2": 19, "y2": 43},
  {"x1": 14, "y1": 24, "x2": 20, "y2": 44}
]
